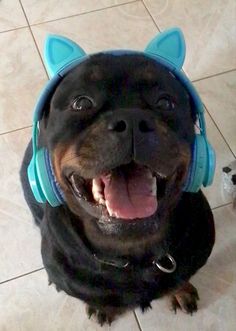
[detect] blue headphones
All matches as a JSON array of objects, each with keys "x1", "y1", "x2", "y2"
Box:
[{"x1": 28, "y1": 27, "x2": 216, "y2": 207}]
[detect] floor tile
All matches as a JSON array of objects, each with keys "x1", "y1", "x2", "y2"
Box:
[
  {"x1": 0, "y1": 28, "x2": 47, "y2": 134},
  {"x1": 0, "y1": 0, "x2": 27, "y2": 32},
  {"x1": 0, "y1": 128, "x2": 42, "y2": 283},
  {"x1": 31, "y1": 1, "x2": 158, "y2": 55},
  {"x1": 135, "y1": 205, "x2": 236, "y2": 331},
  {"x1": 0, "y1": 1, "x2": 235, "y2": 330},
  {"x1": 0, "y1": 269, "x2": 140, "y2": 331},
  {"x1": 201, "y1": 112, "x2": 235, "y2": 208},
  {"x1": 21, "y1": 0, "x2": 137, "y2": 24},
  {"x1": 143, "y1": 0, "x2": 236, "y2": 80},
  {"x1": 194, "y1": 70, "x2": 236, "y2": 157}
]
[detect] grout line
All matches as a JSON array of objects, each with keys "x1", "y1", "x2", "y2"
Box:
[
  {"x1": 141, "y1": 0, "x2": 161, "y2": 32},
  {"x1": 133, "y1": 311, "x2": 143, "y2": 331},
  {"x1": 28, "y1": 0, "x2": 139, "y2": 28},
  {"x1": 18, "y1": 0, "x2": 139, "y2": 79},
  {"x1": 202, "y1": 102, "x2": 236, "y2": 159},
  {"x1": 192, "y1": 68, "x2": 236, "y2": 83},
  {"x1": 0, "y1": 25, "x2": 28, "y2": 34},
  {"x1": 0, "y1": 125, "x2": 32, "y2": 137},
  {"x1": 0, "y1": 267, "x2": 44, "y2": 285},
  {"x1": 141, "y1": 0, "x2": 235, "y2": 86},
  {"x1": 18, "y1": 0, "x2": 49, "y2": 79},
  {"x1": 212, "y1": 202, "x2": 232, "y2": 211}
]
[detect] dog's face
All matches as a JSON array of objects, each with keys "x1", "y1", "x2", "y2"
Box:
[{"x1": 43, "y1": 54, "x2": 195, "y2": 242}]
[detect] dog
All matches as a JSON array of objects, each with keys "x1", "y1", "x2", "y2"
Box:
[{"x1": 20, "y1": 33, "x2": 215, "y2": 325}]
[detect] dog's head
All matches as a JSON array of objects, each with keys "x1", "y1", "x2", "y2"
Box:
[{"x1": 41, "y1": 53, "x2": 195, "y2": 246}]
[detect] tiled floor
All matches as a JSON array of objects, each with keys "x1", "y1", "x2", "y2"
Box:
[{"x1": 0, "y1": 0, "x2": 235, "y2": 330}]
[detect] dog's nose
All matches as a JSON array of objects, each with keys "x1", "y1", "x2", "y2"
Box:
[{"x1": 107, "y1": 110, "x2": 155, "y2": 134}]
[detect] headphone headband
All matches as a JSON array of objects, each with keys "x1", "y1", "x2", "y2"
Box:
[
  {"x1": 33, "y1": 49, "x2": 206, "y2": 134},
  {"x1": 28, "y1": 28, "x2": 215, "y2": 207}
]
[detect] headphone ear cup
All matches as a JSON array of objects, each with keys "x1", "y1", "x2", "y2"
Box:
[
  {"x1": 184, "y1": 135, "x2": 207, "y2": 192},
  {"x1": 35, "y1": 148, "x2": 63, "y2": 207},
  {"x1": 203, "y1": 141, "x2": 216, "y2": 187},
  {"x1": 27, "y1": 156, "x2": 47, "y2": 204}
]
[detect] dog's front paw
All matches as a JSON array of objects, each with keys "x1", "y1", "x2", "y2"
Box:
[
  {"x1": 140, "y1": 301, "x2": 152, "y2": 313},
  {"x1": 169, "y1": 282, "x2": 199, "y2": 315},
  {"x1": 86, "y1": 305, "x2": 124, "y2": 326}
]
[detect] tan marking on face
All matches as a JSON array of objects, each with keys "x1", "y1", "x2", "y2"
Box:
[
  {"x1": 52, "y1": 143, "x2": 78, "y2": 190},
  {"x1": 154, "y1": 118, "x2": 192, "y2": 182},
  {"x1": 178, "y1": 143, "x2": 192, "y2": 183}
]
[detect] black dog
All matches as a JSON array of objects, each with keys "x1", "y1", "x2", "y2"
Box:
[{"x1": 20, "y1": 54, "x2": 215, "y2": 325}]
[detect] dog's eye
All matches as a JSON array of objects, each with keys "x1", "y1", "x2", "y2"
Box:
[
  {"x1": 156, "y1": 96, "x2": 175, "y2": 111},
  {"x1": 72, "y1": 96, "x2": 95, "y2": 111}
]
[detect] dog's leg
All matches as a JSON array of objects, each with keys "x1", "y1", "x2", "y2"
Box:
[
  {"x1": 86, "y1": 304, "x2": 126, "y2": 326},
  {"x1": 168, "y1": 282, "x2": 199, "y2": 315},
  {"x1": 85, "y1": 304, "x2": 115, "y2": 325},
  {"x1": 140, "y1": 301, "x2": 152, "y2": 313}
]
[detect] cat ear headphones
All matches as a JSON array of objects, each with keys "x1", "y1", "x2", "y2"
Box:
[{"x1": 27, "y1": 27, "x2": 216, "y2": 207}]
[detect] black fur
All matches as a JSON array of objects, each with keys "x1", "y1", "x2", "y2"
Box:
[{"x1": 20, "y1": 54, "x2": 215, "y2": 323}]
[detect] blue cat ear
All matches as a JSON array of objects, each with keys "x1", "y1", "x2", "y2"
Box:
[
  {"x1": 44, "y1": 35, "x2": 86, "y2": 78},
  {"x1": 145, "y1": 27, "x2": 186, "y2": 69}
]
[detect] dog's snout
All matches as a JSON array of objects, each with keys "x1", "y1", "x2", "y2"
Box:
[{"x1": 107, "y1": 110, "x2": 155, "y2": 135}]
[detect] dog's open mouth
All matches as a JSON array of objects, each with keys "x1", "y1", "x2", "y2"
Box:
[{"x1": 68, "y1": 162, "x2": 172, "y2": 221}]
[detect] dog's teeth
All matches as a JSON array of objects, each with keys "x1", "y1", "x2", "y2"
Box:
[
  {"x1": 98, "y1": 197, "x2": 106, "y2": 205},
  {"x1": 151, "y1": 177, "x2": 157, "y2": 196},
  {"x1": 93, "y1": 192, "x2": 106, "y2": 205},
  {"x1": 105, "y1": 201, "x2": 119, "y2": 218},
  {"x1": 92, "y1": 178, "x2": 105, "y2": 204},
  {"x1": 157, "y1": 172, "x2": 166, "y2": 179},
  {"x1": 105, "y1": 200, "x2": 112, "y2": 216},
  {"x1": 147, "y1": 170, "x2": 154, "y2": 179},
  {"x1": 92, "y1": 178, "x2": 103, "y2": 193},
  {"x1": 105, "y1": 200, "x2": 115, "y2": 217}
]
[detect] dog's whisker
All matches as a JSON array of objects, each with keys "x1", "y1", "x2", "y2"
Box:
[{"x1": 60, "y1": 153, "x2": 80, "y2": 165}]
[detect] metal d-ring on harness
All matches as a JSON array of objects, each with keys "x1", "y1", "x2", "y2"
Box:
[{"x1": 153, "y1": 253, "x2": 177, "y2": 273}]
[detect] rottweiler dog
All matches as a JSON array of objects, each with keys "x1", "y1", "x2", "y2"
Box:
[{"x1": 20, "y1": 54, "x2": 215, "y2": 325}]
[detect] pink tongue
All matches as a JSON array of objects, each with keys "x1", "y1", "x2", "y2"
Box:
[{"x1": 101, "y1": 167, "x2": 157, "y2": 220}]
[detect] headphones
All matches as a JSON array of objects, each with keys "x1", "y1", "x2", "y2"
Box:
[{"x1": 27, "y1": 28, "x2": 216, "y2": 207}]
